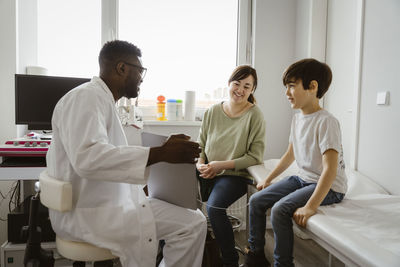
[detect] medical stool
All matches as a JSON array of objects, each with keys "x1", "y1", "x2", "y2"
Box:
[{"x1": 39, "y1": 171, "x2": 117, "y2": 266}]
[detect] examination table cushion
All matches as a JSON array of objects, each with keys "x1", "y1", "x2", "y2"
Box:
[{"x1": 247, "y1": 160, "x2": 400, "y2": 267}]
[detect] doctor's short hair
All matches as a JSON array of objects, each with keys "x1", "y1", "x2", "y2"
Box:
[
  {"x1": 229, "y1": 65, "x2": 258, "y2": 104},
  {"x1": 99, "y1": 40, "x2": 142, "y2": 68},
  {"x1": 282, "y1": 58, "x2": 332, "y2": 99}
]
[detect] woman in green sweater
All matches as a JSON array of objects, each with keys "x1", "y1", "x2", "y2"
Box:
[{"x1": 197, "y1": 65, "x2": 266, "y2": 267}]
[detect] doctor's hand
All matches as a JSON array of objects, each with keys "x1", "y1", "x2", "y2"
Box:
[
  {"x1": 147, "y1": 134, "x2": 201, "y2": 166},
  {"x1": 293, "y1": 206, "x2": 316, "y2": 228}
]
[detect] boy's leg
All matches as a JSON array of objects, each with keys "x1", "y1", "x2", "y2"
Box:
[
  {"x1": 248, "y1": 176, "x2": 303, "y2": 253},
  {"x1": 149, "y1": 198, "x2": 207, "y2": 267},
  {"x1": 206, "y1": 176, "x2": 248, "y2": 266},
  {"x1": 271, "y1": 181, "x2": 341, "y2": 267}
]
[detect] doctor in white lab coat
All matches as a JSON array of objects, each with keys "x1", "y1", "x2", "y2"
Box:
[{"x1": 46, "y1": 40, "x2": 207, "y2": 267}]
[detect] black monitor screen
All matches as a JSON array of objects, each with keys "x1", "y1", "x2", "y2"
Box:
[{"x1": 15, "y1": 74, "x2": 90, "y2": 130}]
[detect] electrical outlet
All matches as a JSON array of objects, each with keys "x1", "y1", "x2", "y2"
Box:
[{"x1": 376, "y1": 91, "x2": 389, "y2": 105}]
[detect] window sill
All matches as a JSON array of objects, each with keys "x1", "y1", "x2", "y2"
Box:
[{"x1": 143, "y1": 120, "x2": 202, "y2": 126}]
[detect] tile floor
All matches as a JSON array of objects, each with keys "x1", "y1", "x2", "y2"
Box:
[
  {"x1": 234, "y1": 229, "x2": 345, "y2": 267},
  {"x1": 50, "y1": 228, "x2": 345, "y2": 266}
]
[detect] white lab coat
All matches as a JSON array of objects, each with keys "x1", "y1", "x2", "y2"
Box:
[{"x1": 46, "y1": 77, "x2": 158, "y2": 266}]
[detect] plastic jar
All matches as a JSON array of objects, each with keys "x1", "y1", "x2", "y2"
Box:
[
  {"x1": 167, "y1": 99, "x2": 177, "y2": 121},
  {"x1": 156, "y1": 95, "x2": 166, "y2": 121},
  {"x1": 176, "y1": 99, "x2": 183, "y2": 120}
]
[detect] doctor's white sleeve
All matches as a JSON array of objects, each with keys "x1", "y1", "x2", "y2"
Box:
[{"x1": 55, "y1": 90, "x2": 149, "y2": 184}]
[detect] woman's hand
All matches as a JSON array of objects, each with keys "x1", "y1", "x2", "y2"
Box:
[
  {"x1": 197, "y1": 161, "x2": 224, "y2": 179},
  {"x1": 207, "y1": 161, "x2": 225, "y2": 174},
  {"x1": 196, "y1": 163, "x2": 208, "y2": 173},
  {"x1": 196, "y1": 162, "x2": 215, "y2": 179},
  {"x1": 256, "y1": 179, "x2": 271, "y2": 191}
]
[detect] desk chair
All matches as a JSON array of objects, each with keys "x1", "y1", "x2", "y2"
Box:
[{"x1": 39, "y1": 171, "x2": 117, "y2": 266}]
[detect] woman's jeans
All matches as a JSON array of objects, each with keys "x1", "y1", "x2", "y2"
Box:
[
  {"x1": 207, "y1": 175, "x2": 251, "y2": 266},
  {"x1": 248, "y1": 175, "x2": 344, "y2": 267}
]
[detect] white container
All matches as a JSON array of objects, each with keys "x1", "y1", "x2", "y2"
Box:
[
  {"x1": 167, "y1": 99, "x2": 177, "y2": 120},
  {"x1": 26, "y1": 66, "x2": 48, "y2": 75},
  {"x1": 184, "y1": 91, "x2": 196, "y2": 121},
  {"x1": 176, "y1": 100, "x2": 183, "y2": 120}
]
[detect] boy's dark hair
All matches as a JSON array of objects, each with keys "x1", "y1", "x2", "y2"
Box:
[
  {"x1": 229, "y1": 65, "x2": 258, "y2": 104},
  {"x1": 282, "y1": 58, "x2": 332, "y2": 98},
  {"x1": 99, "y1": 40, "x2": 142, "y2": 69}
]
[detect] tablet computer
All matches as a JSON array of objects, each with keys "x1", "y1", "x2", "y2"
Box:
[{"x1": 141, "y1": 132, "x2": 198, "y2": 210}]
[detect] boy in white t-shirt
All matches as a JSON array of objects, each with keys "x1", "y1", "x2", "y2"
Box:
[{"x1": 244, "y1": 58, "x2": 347, "y2": 267}]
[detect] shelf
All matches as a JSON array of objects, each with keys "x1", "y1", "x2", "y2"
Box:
[{"x1": 143, "y1": 120, "x2": 202, "y2": 126}]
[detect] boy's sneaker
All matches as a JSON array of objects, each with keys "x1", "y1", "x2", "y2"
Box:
[{"x1": 244, "y1": 247, "x2": 270, "y2": 267}]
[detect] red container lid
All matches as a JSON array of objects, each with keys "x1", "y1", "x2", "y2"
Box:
[{"x1": 157, "y1": 95, "x2": 165, "y2": 103}]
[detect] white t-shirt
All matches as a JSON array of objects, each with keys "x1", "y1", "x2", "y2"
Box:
[{"x1": 289, "y1": 109, "x2": 347, "y2": 194}]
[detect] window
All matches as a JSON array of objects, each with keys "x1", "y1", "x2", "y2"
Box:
[
  {"x1": 119, "y1": 0, "x2": 238, "y2": 107},
  {"x1": 37, "y1": 0, "x2": 101, "y2": 78},
  {"x1": 35, "y1": 0, "x2": 250, "y2": 119}
]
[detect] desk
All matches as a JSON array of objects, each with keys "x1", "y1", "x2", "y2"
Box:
[
  {"x1": 1, "y1": 241, "x2": 75, "y2": 267},
  {"x1": 0, "y1": 166, "x2": 46, "y2": 201},
  {"x1": 0, "y1": 167, "x2": 45, "y2": 181},
  {"x1": 0, "y1": 167, "x2": 48, "y2": 262}
]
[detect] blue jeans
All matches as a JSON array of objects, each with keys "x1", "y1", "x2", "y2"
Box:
[
  {"x1": 248, "y1": 175, "x2": 344, "y2": 267},
  {"x1": 207, "y1": 175, "x2": 252, "y2": 266}
]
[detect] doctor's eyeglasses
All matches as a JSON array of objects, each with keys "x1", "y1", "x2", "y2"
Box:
[{"x1": 123, "y1": 61, "x2": 147, "y2": 80}]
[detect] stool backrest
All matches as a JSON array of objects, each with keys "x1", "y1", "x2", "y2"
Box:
[{"x1": 39, "y1": 171, "x2": 72, "y2": 212}]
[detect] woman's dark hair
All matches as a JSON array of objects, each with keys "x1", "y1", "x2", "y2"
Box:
[
  {"x1": 228, "y1": 65, "x2": 258, "y2": 104},
  {"x1": 282, "y1": 58, "x2": 332, "y2": 99}
]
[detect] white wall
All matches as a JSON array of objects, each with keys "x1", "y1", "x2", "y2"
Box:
[
  {"x1": 17, "y1": 0, "x2": 38, "y2": 138},
  {"x1": 252, "y1": 0, "x2": 295, "y2": 159},
  {"x1": 0, "y1": 0, "x2": 17, "y2": 245},
  {"x1": 0, "y1": 1, "x2": 17, "y2": 145},
  {"x1": 295, "y1": 0, "x2": 311, "y2": 60},
  {"x1": 252, "y1": 0, "x2": 328, "y2": 160},
  {"x1": 325, "y1": 0, "x2": 359, "y2": 167},
  {"x1": 357, "y1": 0, "x2": 400, "y2": 195},
  {"x1": 295, "y1": 0, "x2": 327, "y2": 61},
  {"x1": 0, "y1": 0, "x2": 39, "y2": 245},
  {"x1": 324, "y1": 0, "x2": 400, "y2": 195},
  {"x1": 18, "y1": 0, "x2": 38, "y2": 73}
]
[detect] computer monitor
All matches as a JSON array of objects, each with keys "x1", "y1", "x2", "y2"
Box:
[{"x1": 15, "y1": 74, "x2": 90, "y2": 130}]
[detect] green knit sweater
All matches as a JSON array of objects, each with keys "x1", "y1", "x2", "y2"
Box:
[{"x1": 198, "y1": 102, "x2": 266, "y2": 180}]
